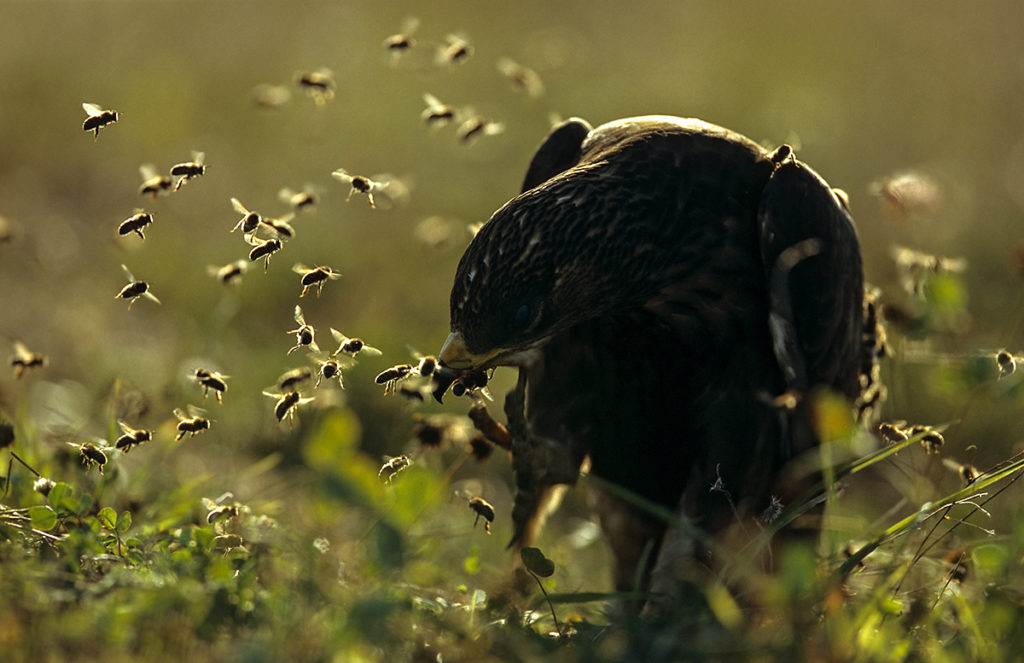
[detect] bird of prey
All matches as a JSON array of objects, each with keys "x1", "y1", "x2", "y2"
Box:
[{"x1": 435, "y1": 115, "x2": 877, "y2": 597}]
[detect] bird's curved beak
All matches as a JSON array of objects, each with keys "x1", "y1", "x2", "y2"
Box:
[{"x1": 439, "y1": 331, "x2": 503, "y2": 370}]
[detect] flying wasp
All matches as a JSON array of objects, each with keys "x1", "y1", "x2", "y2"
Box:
[
  {"x1": 383, "y1": 17, "x2": 419, "y2": 65},
  {"x1": 207, "y1": 259, "x2": 249, "y2": 286},
  {"x1": 415, "y1": 354, "x2": 437, "y2": 378},
  {"x1": 375, "y1": 364, "x2": 414, "y2": 394},
  {"x1": 276, "y1": 366, "x2": 313, "y2": 392},
  {"x1": 202, "y1": 495, "x2": 241, "y2": 526},
  {"x1": 69, "y1": 440, "x2": 110, "y2": 473},
  {"x1": 942, "y1": 458, "x2": 979, "y2": 486},
  {"x1": 496, "y1": 57, "x2": 544, "y2": 98},
  {"x1": 331, "y1": 168, "x2": 391, "y2": 209},
  {"x1": 293, "y1": 264, "x2": 341, "y2": 298},
  {"x1": 457, "y1": 115, "x2": 504, "y2": 144},
  {"x1": 173, "y1": 406, "x2": 210, "y2": 440},
  {"x1": 467, "y1": 496, "x2": 495, "y2": 534},
  {"x1": 114, "y1": 421, "x2": 152, "y2": 453},
  {"x1": 378, "y1": 455, "x2": 411, "y2": 485},
  {"x1": 330, "y1": 328, "x2": 381, "y2": 358},
  {"x1": 9, "y1": 341, "x2": 47, "y2": 379},
  {"x1": 170, "y1": 151, "x2": 206, "y2": 190},
  {"x1": 250, "y1": 83, "x2": 291, "y2": 109},
  {"x1": 295, "y1": 69, "x2": 335, "y2": 106},
  {"x1": 263, "y1": 389, "x2": 313, "y2": 426},
  {"x1": 878, "y1": 421, "x2": 909, "y2": 445},
  {"x1": 287, "y1": 305, "x2": 319, "y2": 354},
  {"x1": 203, "y1": 498, "x2": 240, "y2": 526},
  {"x1": 468, "y1": 434, "x2": 494, "y2": 462},
  {"x1": 279, "y1": 186, "x2": 318, "y2": 212},
  {"x1": 82, "y1": 102, "x2": 118, "y2": 139},
  {"x1": 115, "y1": 264, "x2": 160, "y2": 309},
  {"x1": 993, "y1": 349, "x2": 1021, "y2": 379},
  {"x1": 437, "y1": 34, "x2": 473, "y2": 66},
  {"x1": 313, "y1": 355, "x2": 344, "y2": 389},
  {"x1": 138, "y1": 164, "x2": 173, "y2": 198},
  {"x1": 259, "y1": 213, "x2": 297, "y2": 240},
  {"x1": 117, "y1": 210, "x2": 154, "y2": 240},
  {"x1": 246, "y1": 234, "x2": 282, "y2": 272},
  {"x1": 420, "y1": 93, "x2": 459, "y2": 128},
  {"x1": 193, "y1": 369, "x2": 229, "y2": 403},
  {"x1": 230, "y1": 197, "x2": 262, "y2": 236},
  {"x1": 871, "y1": 171, "x2": 941, "y2": 218}
]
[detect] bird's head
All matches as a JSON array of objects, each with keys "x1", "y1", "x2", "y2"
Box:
[
  {"x1": 440, "y1": 165, "x2": 659, "y2": 372},
  {"x1": 437, "y1": 115, "x2": 772, "y2": 374}
]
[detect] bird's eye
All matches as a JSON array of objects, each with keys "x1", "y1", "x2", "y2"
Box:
[{"x1": 511, "y1": 299, "x2": 542, "y2": 335}]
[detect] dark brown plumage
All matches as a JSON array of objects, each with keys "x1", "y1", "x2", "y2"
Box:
[{"x1": 437, "y1": 115, "x2": 872, "y2": 597}]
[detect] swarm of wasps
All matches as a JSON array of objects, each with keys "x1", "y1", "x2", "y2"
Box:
[{"x1": 28, "y1": 18, "x2": 558, "y2": 528}]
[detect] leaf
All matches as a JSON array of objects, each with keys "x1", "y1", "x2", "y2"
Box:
[
  {"x1": 520, "y1": 546, "x2": 555, "y2": 578},
  {"x1": 116, "y1": 510, "x2": 132, "y2": 533},
  {"x1": 48, "y1": 482, "x2": 76, "y2": 513},
  {"x1": 97, "y1": 506, "x2": 117, "y2": 530},
  {"x1": 28, "y1": 505, "x2": 57, "y2": 532}
]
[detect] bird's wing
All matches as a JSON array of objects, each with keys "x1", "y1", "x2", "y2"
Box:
[
  {"x1": 520, "y1": 118, "x2": 592, "y2": 193},
  {"x1": 757, "y1": 157, "x2": 864, "y2": 398}
]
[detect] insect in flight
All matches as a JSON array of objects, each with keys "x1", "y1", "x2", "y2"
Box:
[
  {"x1": 118, "y1": 210, "x2": 154, "y2": 240},
  {"x1": 230, "y1": 197, "x2": 262, "y2": 236},
  {"x1": 138, "y1": 164, "x2": 173, "y2": 198},
  {"x1": 496, "y1": 57, "x2": 544, "y2": 98},
  {"x1": 295, "y1": 69, "x2": 335, "y2": 106},
  {"x1": 276, "y1": 366, "x2": 313, "y2": 392},
  {"x1": 82, "y1": 102, "x2": 118, "y2": 139},
  {"x1": 69, "y1": 440, "x2": 110, "y2": 473},
  {"x1": 871, "y1": 171, "x2": 941, "y2": 218},
  {"x1": 114, "y1": 421, "x2": 152, "y2": 453},
  {"x1": 207, "y1": 260, "x2": 249, "y2": 286},
  {"x1": 115, "y1": 264, "x2": 160, "y2": 309},
  {"x1": 468, "y1": 434, "x2": 494, "y2": 462},
  {"x1": 193, "y1": 369, "x2": 229, "y2": 403},
  {"x1": 378, "y1": 455, "x2": 411, "y2": 485},
  {"x1": 246, "y1": 234, "x2": 282, "y2": 272},
  {"x1": 278, "y1": 186, "x2": 318, "y2": 212},
  {"x1": 420, "y1": 93, "x2": 459, "y2": 128},
  {"x1": 437, "y1": 34, "x2": 473, "y2": 66},
  {"x1": 382, "y1": 16, "x2": 419, "y2": 66},
  {"x1": 457, "y1": 115, "x2": 504, "y2": 144},
  {"x1": 293, "y1": 264, "x2": 341, "y2": 298},
  {"x1": 202, "y1": 495, "x2": 241, "y2": 525},
  {"x1": 942, "y1": 458, "x2": 979, "y2": 486},
  {"x1": 331, "y1": 169, "x2": 392, "y2": 209},
  {"x1": 250, "y1": 83, "x2": 291, "y2": 109},
  {"x1": 259, "y1": 213, "x2": 297, "y2": 240},
  {"x1": 173, "y1": 406, "x2": 211, "y2": 440},
  {"x1": 375, "y1": 364, "x2": 415, "y2": 394},
  {"x1": 263, "y1": 389, "x2": 313, "y2": 426},
  {"x1": 313, "y1": 355, "x2": 345, "y2": 389},
  {"x1": 330, "y1": 329, "x2": 381, "y2": 358},
  {"x1": 170, "y1": 151, "x2": 206, "y2": 190},
  {"x1": 287, "y1": 305, "x2": 319, "y2": 355},
  {"x1": 994, "y1": 349, "x2": 1021, "y2": 379},
  {"x1": 9, "y1": 341, "x2": 47, "y2": 379},
  {"x1": 467, "y1": 496, "x2": 495, "y2": 534}
]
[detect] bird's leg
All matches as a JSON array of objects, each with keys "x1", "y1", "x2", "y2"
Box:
[
  {"x1": 503, "y1": 367, "x2": 529, "y2": 440},
  {"x1": 505, "y1": 367, "x2": 582, "y2": 548}
]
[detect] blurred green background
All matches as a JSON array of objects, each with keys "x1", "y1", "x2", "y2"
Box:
[{"x1": 1, "y1": 0, "x2": 1023, "y2": 624}]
